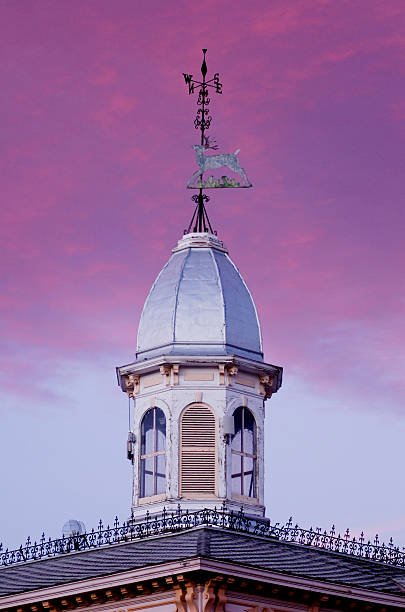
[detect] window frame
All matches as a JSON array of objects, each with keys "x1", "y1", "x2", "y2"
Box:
[
  {"x1": 139, "y1": 407, "x2": 166, "y2": 501},
  {"x1": 231, "y1": 406, "x2": 258, "y2": 501}
]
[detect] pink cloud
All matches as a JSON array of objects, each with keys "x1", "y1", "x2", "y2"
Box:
[
  {"x1": 0, "y1": 0, "x2": 404, "y2": 414},
  {"x1": 90, "y1": 65, "x2": 117, "y2": 86},
  {"x1": 250, "y1": 2, "x2": 323, "y2": 35},
  {"x1": 92, "y1": 92, "x2": 138, "y2": 129}
]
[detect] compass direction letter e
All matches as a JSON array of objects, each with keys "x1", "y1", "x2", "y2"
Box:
[{"x1": 214, "y1": 73, "x2": 222, "y2": 94}]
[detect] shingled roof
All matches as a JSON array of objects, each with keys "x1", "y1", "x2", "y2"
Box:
[{"x1": 1, "y1": 526, "x2": 404, "y2": 600}]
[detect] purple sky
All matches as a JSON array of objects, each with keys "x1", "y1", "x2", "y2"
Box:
[{"x1": 1, "y1": 1, "x2": 404, "y2": 549}]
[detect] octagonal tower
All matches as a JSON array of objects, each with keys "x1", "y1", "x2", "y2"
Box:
[{"x1": 117, "y1": 231, "x2": 282, "y2": 518}]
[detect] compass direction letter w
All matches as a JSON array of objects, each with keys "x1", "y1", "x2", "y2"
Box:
[{"x1": 183, "y1": 73, "x2": 195, "y2": 94}]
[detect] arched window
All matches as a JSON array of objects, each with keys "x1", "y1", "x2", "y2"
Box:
[
  {"x1": 140, "y1": 407, "x2": 166, "y2": 498},
  {"x1": 180, "y1": 403, "x2": 216, "y2": 497},
  {"x1": 231, "y1": 407, "x2": 257, "y2": 498}
]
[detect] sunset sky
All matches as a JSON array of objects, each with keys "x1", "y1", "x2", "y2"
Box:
[{"x1": 1, "y1": 0, "x2": 405, "y2": 550}]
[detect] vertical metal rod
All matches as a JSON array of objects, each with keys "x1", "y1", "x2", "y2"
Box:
[
  {"x1": 188, "y1": 206, "x2": 197, "y2": 233},
  {"x1": 198, "y1": 48, "x2": 207, "y2": 232},
  {"x1": 200, "y1": 48, "x2": 207, "y2": 146},
  {"x1": 184, "y1": 48, "x2": 217, "y2": 235}
]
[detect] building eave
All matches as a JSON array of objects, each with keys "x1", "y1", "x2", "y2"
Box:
[{"x1": 1, "y1": 556, "x2": 404, "y2": 611}]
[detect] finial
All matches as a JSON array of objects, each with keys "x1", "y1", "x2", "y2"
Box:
[{"x1": 201, "y1": 49, "x2": 207, "y2": 78}]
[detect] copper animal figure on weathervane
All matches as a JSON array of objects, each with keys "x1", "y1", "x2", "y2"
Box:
[{"x1": 187, "y1": 136, "x2": 251, "y2": 188}]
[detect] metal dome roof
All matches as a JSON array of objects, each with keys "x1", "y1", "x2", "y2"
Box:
[{"x1": 136, "y1": 232, "x2": 263, "y2": 361}]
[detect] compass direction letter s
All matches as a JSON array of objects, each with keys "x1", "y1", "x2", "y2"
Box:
[{"x1": 214, "y1": 73, "x2": 222, "y2": 94}]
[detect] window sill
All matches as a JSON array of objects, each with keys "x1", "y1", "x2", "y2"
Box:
[
  {"x1": 139, "y1": 494, "x2": 166, "y2": 504},
  {"x1": 232, "y1": 494, "x2": 259, "y2": 504},
  {"x1": 180, "y1": 492, "x2": 218, "y2": 499}
]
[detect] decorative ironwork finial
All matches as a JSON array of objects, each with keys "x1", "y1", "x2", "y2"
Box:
[
  {"x1": 183, "y1": 49, "x2": 251, "y2": 235},
  {"x1": 183, "y1": 48, "x2": 222, "y2": 147},
  {"x1": 201, "y1": 48, "x2": 208, "y2": 77},
  {"x1": 186, "y1": 193, "x2": 213, "y2": 234}
]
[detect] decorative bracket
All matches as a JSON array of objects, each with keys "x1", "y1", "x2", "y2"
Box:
[
  {"x1": 226, "y1": 364, "x2": 238, "y2": 386},
  {"x1": 174, "y1": 584, "x2": 187, "y2": 612},
  {"x1": 123, "y1": 374, "x2": 140, "y2": 397},
  {"x1": 176, "y1": 580, "x2": 227, "y2": 612},
  {"x1": 184, "y1": 582, "x2": 199, "y2": 612},
  {"x1": 173, "y1": 364, "x2": 179, "y2": 385},
  {"x1": 259, "y1": 375, "x2": 274, "y2": 399},
  {"x1": 214, "y1": 586, "x2": 227, "y2": 612},
  {"x1": 160, "y1": 364, "x2": 172, "y2": 386},
  {"x1": 203, "y1": 580, "x2": 216, "y2": 612}
]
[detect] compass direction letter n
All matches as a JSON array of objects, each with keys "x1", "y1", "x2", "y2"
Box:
[{"x1": 183, "y1": 73, "x2": 195, "y2": 94}]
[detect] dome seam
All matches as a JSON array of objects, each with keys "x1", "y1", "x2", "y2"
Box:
[
  {"x1": 224, "y1": 253, "x2": 264, "y2": 354},
  {"x1": 210, "y1": 249, "x2": 226, "y2": 347},
  {"x1": 136, "y1": 258, "x2": 173, "y2": 354},
  {"x1": 172, "y1": 247, "x2": 191, "y2": 345}
]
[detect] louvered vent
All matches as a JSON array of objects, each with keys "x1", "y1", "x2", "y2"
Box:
[{"x1": 181, "y1": 404, "x2": 216, "y2": 496}]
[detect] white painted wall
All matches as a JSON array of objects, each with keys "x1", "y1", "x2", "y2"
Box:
[{"x1": 129, "y1": 363, "x2": 268, "y2": 518}]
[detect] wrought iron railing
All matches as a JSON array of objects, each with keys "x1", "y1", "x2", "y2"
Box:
[{"x1": 1, "y1": 505, "x2": 404, "y2": 568}]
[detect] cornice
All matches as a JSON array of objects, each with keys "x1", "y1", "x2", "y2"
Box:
[
  {"x1": 1, "y1": 555, "x2": 404, "y2": 611},
  {"x1": 116, "y1": 354, "x2": 282, "y2": 381}
]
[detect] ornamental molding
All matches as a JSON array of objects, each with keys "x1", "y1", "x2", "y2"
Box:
[{"x1": 117, "y1": 356, "x2": 281, "y2": 387}]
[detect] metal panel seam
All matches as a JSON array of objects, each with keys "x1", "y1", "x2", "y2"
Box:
[
  {"x1": 136, "y1": 258, "x2": 173, "y2": 353},
  {"x1": 224, "y1": 253, "x2": 263, "y2": 353},
  {"x1": 210, "y1": 248, "x2": 226, "y2": 345},
  {"x1": 172, "y1": 248, "x2": 191, "y2": 344}
]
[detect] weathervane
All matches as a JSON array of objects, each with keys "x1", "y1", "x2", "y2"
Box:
[{"x1": 183, "y1": 49, "x2": 252, "y2": 234}]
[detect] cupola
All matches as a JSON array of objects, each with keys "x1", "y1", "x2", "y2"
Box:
[
  {"x1": 117, "y1": 232, "x2": 282, "y2": 519},
  {"x1": 116, "y1": 48, "x2": 282, "y2": 519}
]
